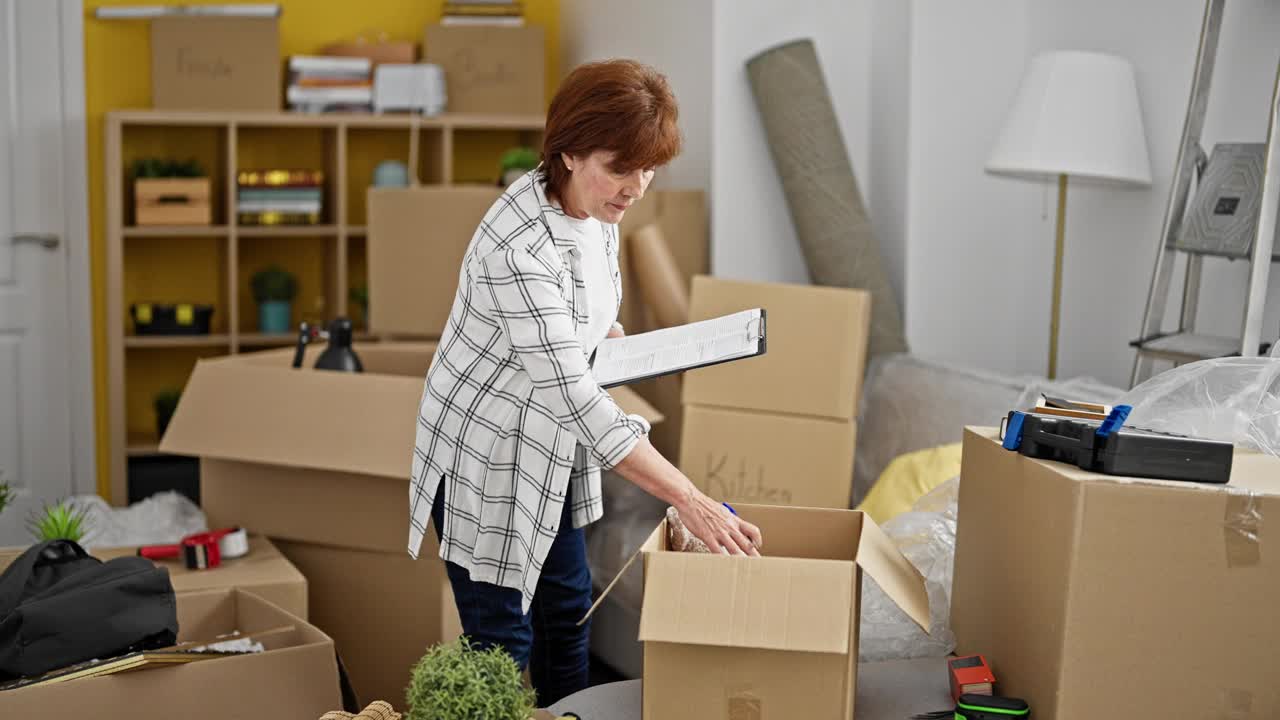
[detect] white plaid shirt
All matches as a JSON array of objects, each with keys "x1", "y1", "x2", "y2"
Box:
[{"x1": 407, "y1": 168, "x2": 651, "y2": 612}]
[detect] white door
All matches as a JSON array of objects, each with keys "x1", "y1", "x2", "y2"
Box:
[{"x1": 0, "y1": 0, "x2": 87, "y2": 546}]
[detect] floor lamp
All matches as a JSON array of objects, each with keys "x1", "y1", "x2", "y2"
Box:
[{"x1": 986, "y1": 51, "x2": 1152, "y2": 379}]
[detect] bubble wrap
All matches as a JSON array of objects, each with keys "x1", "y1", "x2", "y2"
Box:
[
  {"x1": 858, "y1": 477, "x2": 959, "y2": 662},
  {"x1": 1118, "y1": 357, "x2": 1280, "y2": 457},
  {"x1": 66, "y1": 491, "x2": 208, "y2": 549}
]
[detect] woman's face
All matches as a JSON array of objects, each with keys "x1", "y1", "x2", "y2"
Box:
[{"x1": 562, "y1": 150, "x2": 655, "y2": 224}]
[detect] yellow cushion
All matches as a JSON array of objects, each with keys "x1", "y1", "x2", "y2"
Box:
[{"x1": 857, "y1": 442, "x2": 963, "y2": 525}]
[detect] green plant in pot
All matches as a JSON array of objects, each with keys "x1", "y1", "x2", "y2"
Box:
[
  {"x1": 28, "y1": 500, "x2": 89, "y2": 543},
  {"x1": 154, "y1": 387, "x2": 182, "y2": 439},
  {"x1": 499, "y1": 147, "x2": 540, "y2": 187},
  {"x1": 251, "y1": 265, "x2": 297, "y2": 334},
  {"x1": 349, "y1": 286, "x2": 369, "y2": 327},
  {"x1": 406, "y1": 636, "x2": 537, "y2": 720}
]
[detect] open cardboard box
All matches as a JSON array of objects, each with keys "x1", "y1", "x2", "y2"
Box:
[
  {"x1": 587, "y1": 503, "x2": 929, "y2": 719},
  {"x1": 0, "y1": 535, "x2": 307, "y2": 620},
  {"x1": 952, "y1": 428, "x2": 1280, "y2": 720},
  {"x1": 0, "y1": 588, "x2": 341, "y2": 719},
  {"x1": 160, "y1": 341, "x2": 662, "y2": 704}
]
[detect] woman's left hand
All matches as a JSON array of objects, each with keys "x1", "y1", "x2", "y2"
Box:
[{"x1": 607, "y1": 323, "x2": 625, "y2": 339}]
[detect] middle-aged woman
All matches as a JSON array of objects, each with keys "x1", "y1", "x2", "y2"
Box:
[{"x1": 405, "y1": 59, "x2": 763, "y2": 705}]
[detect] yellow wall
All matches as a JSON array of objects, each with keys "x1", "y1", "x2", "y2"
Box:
[{"x1": 85, "y1": 0, "x2": 560, "y2": 498}]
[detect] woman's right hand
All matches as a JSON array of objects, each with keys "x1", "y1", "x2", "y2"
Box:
[
  {"x1": 675, "y1": 489, "x2": 763, "y2": 556},
  {"x1": 611, "y1": 436, "x2": 764, "y2": 556}
]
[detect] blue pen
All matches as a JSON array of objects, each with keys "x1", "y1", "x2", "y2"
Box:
[{"x1": 722, "y1": 502, "x2": 737, "y2": 516}]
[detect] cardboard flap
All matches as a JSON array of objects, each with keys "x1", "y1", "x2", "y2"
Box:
[
  {"x1": 856, "y1": 514, "x2": 931, "y2": 631},
  {"x1": 638, "y1": 552, "x2": 852, "y2": 654},
  {"x1": 159, "y1": 359, "x2": 421, "y2": 479}
]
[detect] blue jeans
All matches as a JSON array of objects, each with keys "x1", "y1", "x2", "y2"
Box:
[{"x1": 431, "y1": 480, "x2": 592, "y2": 707}]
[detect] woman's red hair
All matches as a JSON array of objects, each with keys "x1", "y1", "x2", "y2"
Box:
[{"x1": 541, "y1": 59, "x2": 681, "y2": 202}]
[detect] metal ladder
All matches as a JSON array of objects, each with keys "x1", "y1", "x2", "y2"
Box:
[{"x1": 1130, "y1": 0, "x2": 1280, "y2": 387}]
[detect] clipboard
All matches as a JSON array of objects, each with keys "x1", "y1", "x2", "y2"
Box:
[{"x1": 591, "y1": 308, "x2": 768, "y2": 388}]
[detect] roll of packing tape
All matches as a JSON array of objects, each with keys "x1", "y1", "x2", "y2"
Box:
[{"x1": 217, "y1": 527, "x2": 249, "y2": 560}]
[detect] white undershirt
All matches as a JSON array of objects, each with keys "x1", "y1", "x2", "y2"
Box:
[{"x1": 561, "y1": 212, "x2": 616, "y2": 355}]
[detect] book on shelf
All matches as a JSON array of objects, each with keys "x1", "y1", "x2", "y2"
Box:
[
  {"x1": 237, "y1": 169, "x2": 324, "y2": 188},
  {"x1": 442, "y1": 0, "x2": 525, "y2": 25},
  {"x1": 287, "y1": 55, "x2": 374, "y2": 112},
  {"x1": 440, "y1": 15, "x2": 524, "y2": 26}
]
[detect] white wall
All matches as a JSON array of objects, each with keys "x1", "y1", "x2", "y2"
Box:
[
  {"x1": 903, "y1": 0, "x2": 1280, "y2": 388},
  {"x1": 709, "y1": 0, "x2": 873, "y2": 285},
  {"x1": 558, "y1": 0, "x2": 713, "y2": 193},
  {"x1": 868, "y1": 0, "x2": 912, "y2": 309},
  {"x1": 902, "y1": 0, "x2": 1040, "y2": 376}
]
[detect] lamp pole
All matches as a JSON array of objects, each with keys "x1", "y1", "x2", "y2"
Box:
[{"x1": 1049, "y1": 173, "x2": 1067, "y2": 380}]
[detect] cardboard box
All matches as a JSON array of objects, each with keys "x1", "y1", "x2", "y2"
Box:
[
  {"x1": 683, "y1": 276, "x2": 872, "y2": 421},
  {"x1": 591, "y1": 503, "x2": 928, "y2": 719},
  {"x1": 159, "y1": 341, "x2": 662, "y2": 704},
  {"x1": 0, "y1": 535, "x2": 307, "y2": 620},
  {"x1": 367, "y1": 186, "x2": 502, "y2": 338},
  {"x1": 273, "y1": 538, "x2": 463, "y2": 706},
  {"x1": 679, "y1": 404, "x2": 857, "y2": 509},
  {"x1": 424, "y1": 25, "x2": 545, "y2": 115},
  {"x1": 951, "y1": 428, "x2": 1280, "y2": 720},
  {"x1": 150, "y1": 16, "x2": 281, "y2": 111},
  {"x1": 0, "y1": 589, "x2": 341, "y2": 719}
]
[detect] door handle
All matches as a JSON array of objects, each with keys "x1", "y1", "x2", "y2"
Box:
[{"x1": 11, "y1": 233, "x2": 60, "y2": 250}]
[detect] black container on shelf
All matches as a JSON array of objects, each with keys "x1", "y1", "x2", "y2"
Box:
[{"x1": 130, "y1": 303, "x2": 214, "y2": 335}]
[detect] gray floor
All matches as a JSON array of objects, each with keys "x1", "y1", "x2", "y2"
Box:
[{"x1": 549, "y1": 656, "x2": 953, "y2": 719}]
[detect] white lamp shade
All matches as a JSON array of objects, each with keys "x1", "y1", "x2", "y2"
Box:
[{"x1": 986, "y1": 50, "x2": 1152, "y2": 186}]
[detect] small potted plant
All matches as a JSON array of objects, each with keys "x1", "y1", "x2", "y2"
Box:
[
  {"x1": 405, "y1": 637, "x2": 537, "y2": 720},
  {"x1": 250, "y1": 265, "x2": 297, "y2": 334},
  {"x1": 132, "y1": 157, "x2": 211, "y2": 226},
  {"x1": 28, "y1": 500, "x2": 89, "y2": 543},
  {"x1": 349, "y1": 286, "x2": 369, "y2": 328},
  {"x1": 154, "y1": 387, "x2": 182, "y2": 439},
  {"x1": 499, "y1": 147, "x2": 540, "y2": 187}
]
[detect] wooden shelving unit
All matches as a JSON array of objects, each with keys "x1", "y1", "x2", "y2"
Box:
[{"x1": 105, "y1": 109, "x2": 544, "y2": 504}]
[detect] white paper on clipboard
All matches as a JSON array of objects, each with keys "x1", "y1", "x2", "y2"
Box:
[{"x1": 591, "y1": 308, "x2": 766, "y2": 388}]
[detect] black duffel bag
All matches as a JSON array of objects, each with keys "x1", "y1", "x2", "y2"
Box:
[{"x1": 0, "y1": 539, "x2": 178, "y2": 679}]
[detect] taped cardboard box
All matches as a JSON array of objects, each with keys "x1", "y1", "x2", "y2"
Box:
[
  {"x1": 590, "y1": 503, "x2": 929, "y2": 719},
  {"x1": 150, "y1": 16, "x2": 281, "y2": 111},
  {"x1": 683, "y1": 275, "x2": 872, "y2": 421},
  {"x1": 951, "y1": 428, "x2": 1280, "y2": 720},
  {"x1": 679, "y1": 404, "x2": 857, "y2": 509},
  {"x1": 367, "y1": 186, "x2": 502, "y2": 338},
  {"x1": 0, "y1": 534, "x2": 307, "y2": 620},
  {"x1": 0, "y1": 588, "x2": 341, "y2": 719},
  {"x1": 159, "y1": 341, "x2": 662, "y2": 704},
  {"x1": 424, "y1": 25, "x2": 545, "y2": 115}
]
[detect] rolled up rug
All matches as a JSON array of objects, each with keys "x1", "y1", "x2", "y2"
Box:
[{"x1": 746, "y1": 39, "x2": 909, "y2": 358}]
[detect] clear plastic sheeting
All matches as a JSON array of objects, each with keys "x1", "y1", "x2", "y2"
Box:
[
  {"x1": 859, "y1": 477, "x2": 959, "y2": 662},
  {"x1": 66, "y1": 491, "x2": 207, "y2": 549},
  {"x1": 1118, "y1": 357, "x2": 1280, "y2": 457}
]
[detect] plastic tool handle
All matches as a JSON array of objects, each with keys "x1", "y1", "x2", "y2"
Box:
[{"x1": 138, "y1": 543, "x2": 181, "y2": 561}]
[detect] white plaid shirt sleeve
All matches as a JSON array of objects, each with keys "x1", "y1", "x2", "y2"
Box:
[{"x1": 475, "y1": 246, "x2": 648, "y2": 468}]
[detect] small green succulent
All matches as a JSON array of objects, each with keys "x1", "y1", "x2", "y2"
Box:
[
  {"x1": 28, "y1": 501, "x2": 90, "y2": 543},
  {"x1": 406, "y1": 636, "x2": 537, "y2": 720}
]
